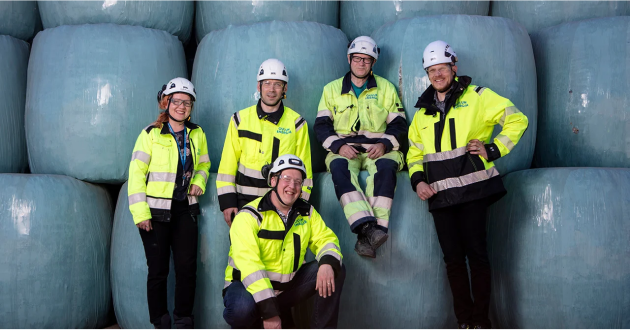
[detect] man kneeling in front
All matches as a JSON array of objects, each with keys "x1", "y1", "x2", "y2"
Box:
[{"x1": 222, "y1": 154, "x2": 345, "y2": 329}]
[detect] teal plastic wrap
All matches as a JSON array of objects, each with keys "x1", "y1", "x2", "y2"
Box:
[
  {"x1": 0, "y1": 35, "x2": 29, "y2": 173},
  {"x1": 192, "y1": 21, "x2": 349, "y2": 173},
  {"x1": 110, "y1": 182, "x2": 177, "y2": 329},
  {"x1": 111, "y1": 176, "x2": 230, "y2": 328},
  {"x1": 372, "y1": 15, "x2": 537, "y2": 175},
  {"x1": 25, "y1": 24, "x2": 187, "y2": 183},
  {"x1": 340, "y1": 1, "x2": 489, "y2": 40},
  {"x1": 488, "y1": 168, "x2": 630, "y2": 328},
  {"x1": 0, "y1": 1, "x2": 41, "y2": 41},
  {"x1": 0, "y1": 174, "x2": 113, "y2": 328},
  {"x1": 491, "y1": 1, "x2": 629, "y2": 33},
  {"x1": 195, "y1": 1, "x2": 339, "y2": 42},
  {"x1": 532, "y1": 17, "x2": 630, "y2": 168},
  {"x1": 38, "y1": 1, "x2": 194, "y2": 43},
  {"x1": 294, "y1": 171, "x2": 455, "y2": 328}
]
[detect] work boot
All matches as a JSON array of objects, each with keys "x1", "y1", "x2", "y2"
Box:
[
  {"x1": 361, "y1": 222, "x2": 388, "y2": 250},
  {"x1": 153, "y1": 313, "x2": 171, "y2": 329},
  {"x1": 354, "y1": 235, "x2": 376, "y2": 258},
  {"x1": 173, "y1": 314, "x2": 194, "y2": 329}
]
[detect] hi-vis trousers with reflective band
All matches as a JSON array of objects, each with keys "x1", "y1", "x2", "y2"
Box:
[{"x1": 326, "y1": 150, "x2": 403, "y2": 233}]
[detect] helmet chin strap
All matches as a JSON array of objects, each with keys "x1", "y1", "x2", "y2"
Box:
[{"x1": 271, "y1": 172, "x2": 290, "y2": 207}]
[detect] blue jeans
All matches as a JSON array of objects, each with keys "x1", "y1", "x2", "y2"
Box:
[{"x1": 223, "y1": 260, "x2": 346, "y2": 329}]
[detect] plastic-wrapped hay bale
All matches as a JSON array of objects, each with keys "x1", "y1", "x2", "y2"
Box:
[
  {"x1": 341, "y1": 1, "x2": 489, "y2": 40},
  {"x1": 110, "y1": 182, "x2": 176, "y2": 329},
  {"x1": 491, "y1": 1, "x2": 629, "y2": 33},
  {"x1": 487, "y1": 168, "x2": 630, "y2": 328},
  {"x1": 532, "y1": 17, "x2": 630, "y2": 168},
  {"x1": 195, "y1": 1, "x2": 339, "y2": 42},
  {"x1": 0, "y1": 1, "x2": 41, "y2": 41},
  {"x1": 0, "y1": 174, "x2": 113, "y2": 328},
  {"x1": 25, "y1": 24, "x2": 187, "y2": 183},
  {"x1": 192, "y1": 21, "x2": 349, "y2": 173},
  {"x1": 111, "y1": 176, "x2": 230, "y2": 328},
  {"x1": 372, "y1": 15, "x2": 537, "y2": 175},
  {"x1": 299, "y1": 171, "x2": 456, "y2": 328},
  {"x1": 0, "y1": 35, "x2": 29, "y2": 173},
  {"x1": 38, "y1": 1, "x2": 194, "y2": 43}
]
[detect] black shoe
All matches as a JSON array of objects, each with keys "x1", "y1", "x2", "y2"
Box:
[
  {"x1": 354, "y1": 236, "x2": 376, "y2": 258},
  {"x1": 173, "y1": 314, "x2": 194, "y2": 329},
  {"x1": 472, "y1": 324, "x2": 490, "y2": 329},
  {"x1": 153, "y1": 313, "x2": 171, "y2": 329},
  {"x1": 361, "y1": 222, "x2": 388, "y2": 249},
  {"x1": 458, "y1": 323, "x2": 471, "y2": 329}
]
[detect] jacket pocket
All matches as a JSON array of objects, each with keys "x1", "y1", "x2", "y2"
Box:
[{"x1": 151, "y1": 138, "x2": 172, "y2": 168}]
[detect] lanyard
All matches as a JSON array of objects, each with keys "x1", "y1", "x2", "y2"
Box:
[{"x1": 167, "y1": 123, "x2": 187, "y2": 183}]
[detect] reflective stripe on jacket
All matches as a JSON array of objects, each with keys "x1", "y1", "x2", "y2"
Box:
[
  {"x1": 128, "y1": 121, "x2": 210, "y2": 224},
  {"x1": 407, "y1": 76, "x2": 528, "y2": 210},
  {"x1": 216, "y1": 101, "x2": 313, "y2": 211},
  {"x1": 224, "y1": 193, "x2": 342, "y2": 319},
  {"x1": 314, "y1": 72, "x2": 407, "y2": 154}
]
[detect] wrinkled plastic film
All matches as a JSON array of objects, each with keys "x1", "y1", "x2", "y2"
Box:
[
  {"x1": 532, "y1": 17, "x2": 630, "y2": 168},
  {"x1": 0, "y1": 35, "x2": 29, "y2": 173},
  {"x1": 341, "y1": 1, "x2": 489, "y2": 40},
  {"x1": 0, "y1": 174, "x2": 113, "y2": 328},
  {"x1": 38, "y1": 1, "x2": 194, "y2": 43},
  {"x1": 25, "y1": 24, "x2": 187, "y2": 183}
]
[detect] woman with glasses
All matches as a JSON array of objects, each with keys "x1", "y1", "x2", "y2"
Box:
[{"x1": 128, "y1": 77, "x2": 211, "y2": 329}]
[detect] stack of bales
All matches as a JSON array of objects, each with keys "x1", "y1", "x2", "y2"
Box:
[
  {"x1": 2, "y1": 1, "x2": 629, "y2": 329},
  {"x1": 485, "y1": 14, "x2": 630, "y2": 328},
  {"x1": 0, "y1": 1, "x2": 193, "y2": 328}
]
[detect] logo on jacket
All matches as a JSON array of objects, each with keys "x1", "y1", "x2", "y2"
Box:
[
  {"x1": 366, "y1": 94, "x2": 377, "y2": 100},
  {"x1": 277, "y1": 127, "x2": 292, "y2": 135},
  {"x1": 454, "y1": 101, "x2": 468, "y2": 109},
  {"x1": 293, "y1": 217, "x2": 307, "y2": 227}
]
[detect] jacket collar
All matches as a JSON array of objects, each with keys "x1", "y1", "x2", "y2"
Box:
[
  {"x1": 414, "y1": 75, "x2": 472, "y2": 116},
  {"x1": 257, "y1": 190, "x2": 312, "y2": 218},
  {"x1": 341, "y1": 71, "x2": 378, "y2": 95},
  {"x1": 160, "y1": 120, "x2": 200, "y2": 135},
  {"x1": 256, "y1": 99, "x2": 285, "y2": 125}
]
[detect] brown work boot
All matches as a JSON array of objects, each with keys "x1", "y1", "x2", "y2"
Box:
[{"x1": 354, "y1": 235, "x2": 376, "y2": 258}]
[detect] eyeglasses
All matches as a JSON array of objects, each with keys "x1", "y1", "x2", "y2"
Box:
[
  {"x1": 262, "y1": 81, "x2": 285, "y2": 89},
  {"x1": 171, "y1": 98, "x2": 193, "y2": 108},
  {"x1": 427, "y1": 65, "x2": 452, "y2": 77},
  {"x1": 278, "y1": 174, "x2": 303, "y2": 186},
  {"x1": 351, "y1": 55, "x2": 374, "y2": 65}
]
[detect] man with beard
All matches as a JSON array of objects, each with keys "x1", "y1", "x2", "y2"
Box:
[
  {"x1": 217, "y1": 59, "x2": 313, "y2": 227},
  {"x1": 222, "y1": 154, "x2": 345, "y2": 329},
  {"x1": 314, "y1": 36, "x2": 407, "y2": 258},
  {"x1": 408, "y1": 40, "x2": 528, "y2": 328}
]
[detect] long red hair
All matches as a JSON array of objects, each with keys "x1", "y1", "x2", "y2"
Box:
[{"x1": 152, "y1": 94, "x2": 173, "y2": 129}]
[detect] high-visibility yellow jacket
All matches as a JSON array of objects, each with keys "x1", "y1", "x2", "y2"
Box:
[
  {"x1": 224, "y1": 193, "x2": 342, "y2": 319},
  {"x1": 128, "y1": 121, "x2": 210, "y2": 224},
  {"x1": 407, "y1": 76, "x2": 528, "y2": 210},
  {"x1": 216, "y1": 100, "x2": 313, "y2": 211},
  {"x1": 314, "y1": 72, "x2": 407, "y2": 154}
]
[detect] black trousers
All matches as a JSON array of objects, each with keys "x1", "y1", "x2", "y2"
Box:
[
  {"x1": 430, "y1": 199, "x2": 491, "y2": 328},
  {"x1": 139, "y1": 199, "x2": 198, "y2": 325}
]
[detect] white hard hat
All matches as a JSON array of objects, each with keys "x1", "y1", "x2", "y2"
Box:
[
  {"x1": 162, "y1": 77, "x2": 196, "y2": 101},
  {"x1": 257, "y1": 58, "x2": 289, "y2": 83},
  {"x1": 262, "y1": 154, "x2": 307, "y2": 187},
  {"x1": 347, "y1": 36, "x2": 380, "y2": 60},
  {"x1": 422, "y1": 40, "x2": 458, "y2": 70}
]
